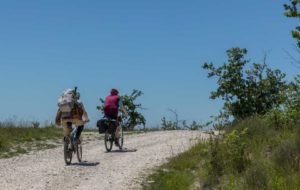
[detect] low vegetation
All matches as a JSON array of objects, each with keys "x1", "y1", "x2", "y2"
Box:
[
  {"x1": 161, "y1": 109, "x2": 205, "y2": 131},
  {"x1": 0, "y1": 124, "x2": 63, "y2": 158},
  {"x1": 142, "y1": 142, "x2": 206, "y2": 190},
  {"x1": 143, "y1": 116, "x2": 300, "y2": 190}
]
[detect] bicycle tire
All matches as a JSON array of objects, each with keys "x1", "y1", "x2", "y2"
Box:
[
  {"x1": 104, "y1": 130, "x2": 113, "y2": 152},
  {"x1": 64, "y1": 136, "x2": 72, "y2": 165},
  {"x1": 76, "y1": 139, "x2": 82, "y2": 162},
  {"x1": 118, "y1": 127, "x2": 124, "y2": 149}
]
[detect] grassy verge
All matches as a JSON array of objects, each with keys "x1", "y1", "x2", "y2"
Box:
[
  {"x1": 142, "y1": 142, "x2": 207, "y2": 190},
  {"x1": 143, "y1": 117, "x2": 300, "y2": 190},
  {"x1": 0, "y1": 127, "x2": 63, "y2": 158},
  {"x1": 0, "y1": 125, "x2": 147, "y2": 158}
]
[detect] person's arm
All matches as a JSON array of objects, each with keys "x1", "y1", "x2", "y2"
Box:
[
  {"x1": 83, "y1": 109, "x2": 90, "y2": 122},
  {"x1": 81, "y1": 104, "x2": 90, "y2": 123},
  {"x1": 120, "y1": 106, "x2": 127, "y2": 117},
  {"x1": 119, "y1": 99, "x2": 128, "y2": 117}
]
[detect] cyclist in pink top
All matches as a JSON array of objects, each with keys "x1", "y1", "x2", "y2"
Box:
[
  {"x1": 103, "y1": 89, "x2": 128, "y2": 147},
  {"x1": 104, "y1": 89, "x2": 128, "y2": 119}
]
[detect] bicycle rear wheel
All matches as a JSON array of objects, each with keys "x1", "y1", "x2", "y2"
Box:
[
  {"x1": 75, "y1": 139, "x2": 82, "y2": 162},
  {"x1": 104, "y1": 130, "x2": 113, "y2": 152},
  {"x1": 64, "y1": 136, "x2": 72, "y2": 165},
  {"x1": 118, "y1": 127, "x2": 124, "y2": 149}
]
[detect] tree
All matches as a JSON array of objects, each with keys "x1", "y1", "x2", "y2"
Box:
[
  {"x1": 284, "y1": 75, "x2": 300, "y2": 122},
  {"x1": 97, "y1": 89, "x2": 146, "y2": 130},
  {"x1": 202, "y1": 48, "x2": 288, "y2": 120},
  {"x1": 284, "y1": 0, "x2": 300, "y2": 48}
]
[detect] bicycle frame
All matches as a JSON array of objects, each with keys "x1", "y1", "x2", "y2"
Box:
[
  {"x1": 103, "y1": 117, "x2": 126, "y2": 151},
  {"x1": 63, "y1": 126, "x2": 82, "y2": 165}
]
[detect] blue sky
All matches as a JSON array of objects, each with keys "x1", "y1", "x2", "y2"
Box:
[{"x1": 0, "y1": 0, "x2": 298, "y2": 127}]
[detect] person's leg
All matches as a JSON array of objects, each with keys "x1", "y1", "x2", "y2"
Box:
[
  {"x1": 115, "y1": 125, "x2": 121, "y2": 139},
  {"x1": 75, "y1": 125, "x2": 84, "y2": 143},
  {"x1": 114, "y1": 120, "x2": 121, "y2": 146},
  {"x1": 114, "y1": 126, "x2": 121, "y2": 147},
  {"x1": 62, "y1": 121, "x2": 72, "y2": 137}
]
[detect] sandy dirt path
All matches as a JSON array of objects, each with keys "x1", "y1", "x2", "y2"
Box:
[{"x1": 0, "y1": 130, "x2": 209, "y2": 190}]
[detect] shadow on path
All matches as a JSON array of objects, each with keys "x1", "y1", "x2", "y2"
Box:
[
  {"x1": 106, "y1": 147, "x2": 138, "y2": 153},
  {"x1": 69, "y1": 161, "x2": 100, "y2": 167}
]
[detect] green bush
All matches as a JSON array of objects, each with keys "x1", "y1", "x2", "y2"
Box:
[
  {"x1": 0, "y1": 139, "x2": 7, "y2": 152},
  {"x1": 161, "y1": 117, "x2": 177, "y2": 130},
  {"x1": 203, "y1": 128, "x2": 250, "y2": 188},
  {"x1": 244, "y1": 162, "x2": 268, "y2": 190},
  {"x1": 223, "y1": 128, "x2": 249, "y2": 173},
  {"x1": 270, "y1": 175, "x2": 286, "y2": 190},
  {"x1": 264, "y1": 109, "x2": 287, "y2": 130},
  {"x1": 143, "y1": 115, "x2": 300, "y2": 189},
  {"x1": 273, "y1": 139, "x2": 300, "y2": 172},
  {"x1": 207, "y1": 136, "x2": 223, "y2": 177},
  {"x1": 229, "y1": 117, "x2": 269, "y2": 144}
]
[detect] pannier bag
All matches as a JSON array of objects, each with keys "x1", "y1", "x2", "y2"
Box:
[
  {"x1": 58, "y1": 89, "x2": 75, "y2": 112},
  {"x1": 97, "y1": 119, "x2": 108, "y2": 134},
  {"x1": 97, "y1": 119, "x2": 118, "y2": 134}
]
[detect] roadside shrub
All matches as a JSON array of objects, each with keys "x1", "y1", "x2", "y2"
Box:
[
  {"x1": 161, "y1": 109, "x2": 182, "y2": 130},
  {"x1": 208, "y1": 136, "x2": 223, "y2": 176},
  {"x1": 244, "y1": 162, "x2": 268, "y2": 190},
  {"x1": 273, "y1": 139, "x2": 300, "y2": 172},
  {"x1": 264, "y1": 109, "x2": 287, "y2": 130},
  {"x1": 0, "y1": 139, "x2": 4, "y2": 149},
  {"x1": 202, "y1": 136, "x2": 223, "y2": 189},
  {"x1": 232, "y1": 117, "x2": 267, "y2": 138},
  {"x1": 270, "y1": 175, "x2": 285, "y2": 190},
  {"x1": 182, "y1": 121, "x2": 203, "y2": 130},
  {"x1": 204, "y1": 128, "x2": 249, "y2": 188},
  {"x1": 32, "y1": 121, "x2": 40, "y2": 128},
  {"x1": 145, "y1": 113, "x2": 300, "y2": 190},
  {"x1": 223, "y1": 128, "x2": 249, "y2": 173},
  {"x1": 161, "y1": 117, "x2": 177, "y2": 130},
  {"x1": 296, "y1": 126, "x2": 300, "y2": 149}
]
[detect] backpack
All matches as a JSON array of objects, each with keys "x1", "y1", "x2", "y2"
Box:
[
  {"x1": 71, "y1": 103, "x2": 84, "y2": 120},
  {"x1": 58, "y1": 89, "x2": 76, "y2": 112}
]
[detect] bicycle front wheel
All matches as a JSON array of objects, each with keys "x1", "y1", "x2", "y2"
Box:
[
  {"x1": 104, "y1": 131, "x2": 113, "y2": 152},
  {"x1": 64, "y1": 136, "x2": 72, "y2": 165}
]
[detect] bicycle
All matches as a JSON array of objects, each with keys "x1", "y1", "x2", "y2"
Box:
[
  {"x1": 100, "y1": 116, "x2": 128, "y2": 152},
  {"x1": 63, "y1": 126, "x2": 83, "y2": 165}
]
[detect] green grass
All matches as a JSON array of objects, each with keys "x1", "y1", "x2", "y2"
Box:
[
  {"x1": 143, "y1": 117, "x2": 300, "y2": 190},
  {"x1": 0, "y1": 126, "x2": 63, "y2": 158},
  {"x1": 142, "y1": 143, "x2": 206, "y2": 190},
  {"x1": 0, "y1": 125, "x2": 142, "y2": 158}
]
